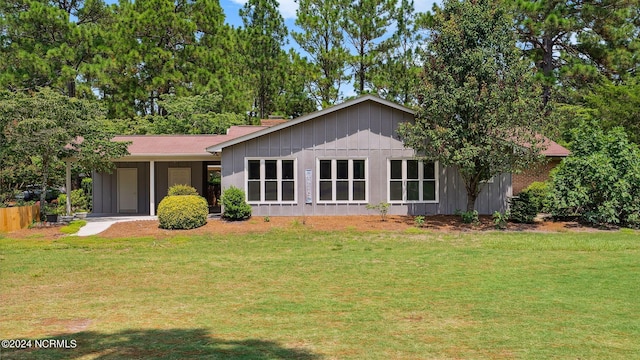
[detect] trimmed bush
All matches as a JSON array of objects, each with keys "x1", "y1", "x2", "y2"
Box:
[
  {"x1": 509, "y1": 191, "x2": 538, "y2": 223},
  {"x1": 158, "y1": 195, "x2": 208, "y2": 230},
  {"x1": 524, "y1": 181, "x2": 551, "y2": 213},
  {"x1": 221, "y1": 186, "x2": 252, "y2": 221},
  {"x1": 168, "y1": 184, "x2": 199, "y2": 196}
]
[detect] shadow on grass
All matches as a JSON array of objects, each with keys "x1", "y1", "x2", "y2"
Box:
[{"x1": 1, "y1": 329, "x2": 321, "y2": 359}]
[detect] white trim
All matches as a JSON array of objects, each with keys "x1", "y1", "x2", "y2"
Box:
[
  {"x1": 149, "y1": 160, "x2": 155, "y2": 216},
  {"x1": 316, "y1": 158, "x2": 369, "y2": 204},
  {"x1": 113, "y1": 155, "x2": 218, "y2": 162},
  {"x1": 207, "y1": 95, "x2": 416, "y2": 152},
  {"x1": 387, "y1": 158, "x2": 439, "y2": 204},
  {"x1": 245, "y1": 158, "x2": 298, "y2": 204}
]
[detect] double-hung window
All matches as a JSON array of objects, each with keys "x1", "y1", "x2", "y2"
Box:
[
  {"x1": 388, "y1": 159, "x2": 438, "y2": 203},
  {"x1": 317, "y1": 159, "x2": 367, "y2": 203},
  {"x1": 246, "y1": 159, "x2": 296, "y2": 203}
]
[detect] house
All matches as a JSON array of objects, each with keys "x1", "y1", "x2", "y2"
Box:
[
  {"x1": 512, "y1": 139, "x2": 570, "y2": 194},
  {"x1": 93, "y1": 95, "x2": 564, "y2": 216}
]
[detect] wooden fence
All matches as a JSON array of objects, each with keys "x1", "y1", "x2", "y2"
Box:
[{"x1": 0, "y1": 204, "x2": 40, "y2": 232}]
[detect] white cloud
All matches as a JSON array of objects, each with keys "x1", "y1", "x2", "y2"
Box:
[{"x1": 227, "y1": 0, "x2": 298, "y2": 20}]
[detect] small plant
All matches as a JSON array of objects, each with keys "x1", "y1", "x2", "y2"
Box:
[
  {"x1": 414, "y1": 215, "x2": 425, "y2": 228},
  {"x1": 264, "y1": 216, "x2": 270, "y2": 222},
  {"x1": 460, "y1": 210, "x2": 479, "y2": 224},
  {"x1": 509, "y1": 192, "x2": 538, "y2": 223},
  {"x1": 221, "y1": 186, "x2": 252, "y2": 221},
  {"x1": 366, "y1": 202, "x2": 390, "y2": 221},
  {"x1": 492, "y1": 211, "x2": 509, "y2": 230},
  {"x1": 168, "y1": 184, "x2": 199, "y2": 196}
]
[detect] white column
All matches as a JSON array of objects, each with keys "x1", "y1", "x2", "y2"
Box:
[
  {"x1": 65, "y1": 161, "x2": 72, "y2": 215},
  {"x1": 149, "y1": 160, "x2": 155, "y2": 216}
]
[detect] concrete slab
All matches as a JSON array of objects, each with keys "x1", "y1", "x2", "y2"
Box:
[{"x1": 76, "y1": 216, "x2": 157, "y2": 236}]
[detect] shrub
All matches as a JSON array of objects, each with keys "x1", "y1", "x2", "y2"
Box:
[
  {"x1": 157, "y1": 195, "x2": 208, "y2": 229},
  {"x1": 221, "y1": 186, "x2": 252, "y2": 221},
  {"x1": 366, "y1": 202, "x2": 390, "y2": 221},
  {"x1": 492, "y1": 211, "x2": 509, "y2": 229},
  {"x1": 509, "y1": 192, "x2": 538, "y2": 223},
  {"x1": 458, "y1": 209, "x2": 479, "y2": 224},
  {"x1": 414, "y1": 215, "x2": 425, "y2": 228},
  {"x1": 168, "y1": 184, "x2": 199, "y2": 196},
  {"x1": 550, "y1": 125, "x2": 640, "y2": 228},
  {"x1": 524, "y1": 181, "x2": 551, "y2": 213}
]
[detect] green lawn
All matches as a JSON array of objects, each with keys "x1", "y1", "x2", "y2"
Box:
[{"x1": 1, "y1": 229, "x2": 639, "y2": 359}]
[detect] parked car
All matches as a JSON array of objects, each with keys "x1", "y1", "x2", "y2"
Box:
[{"x1": 16, "y1": 185, "x2": 62, "y2": 202}]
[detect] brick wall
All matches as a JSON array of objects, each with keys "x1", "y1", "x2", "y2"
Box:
[{"x1": 512, "y1": 158, "x2": 563, "y2": 194}]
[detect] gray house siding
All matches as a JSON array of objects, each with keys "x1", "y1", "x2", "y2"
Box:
[
  {"x1": 93, "y1": 161, "x2": 205, "y2": 215},
  {"x1": 221, "y1": 100, "x2": 511, "y2": 216}
]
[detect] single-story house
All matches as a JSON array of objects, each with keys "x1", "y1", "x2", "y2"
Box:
[{"x1": 92, "y1": 95, "x2": 568, "y2": 216}]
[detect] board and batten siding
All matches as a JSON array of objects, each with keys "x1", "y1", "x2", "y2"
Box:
[{"x1": 221, "y1": 100, "x2": 511, "y2": 216}]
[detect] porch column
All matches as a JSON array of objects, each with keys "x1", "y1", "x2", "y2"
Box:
[
  {"x1": 149, "y1": 160, "x2": 155, "y2": 216},
  {"x1": 65, "y1": 161, "x2": 72, "y2": 215}
]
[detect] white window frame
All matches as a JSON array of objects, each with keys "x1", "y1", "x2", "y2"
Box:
[
  {"x1": 245, "y1": 158, "x2": 297, "y2": 204},
  {"x1": 316, "y1": 158, "x2": 369, "y2": 204},
  {"x1": 387, "y1": 159, "x2": 439, "y2": 204}
]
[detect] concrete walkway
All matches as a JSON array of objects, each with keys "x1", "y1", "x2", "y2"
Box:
[{"x1": 76, "y1": 216, "x2": 157, "y2": 237}]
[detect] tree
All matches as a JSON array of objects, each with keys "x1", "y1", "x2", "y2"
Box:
[
  {"x1": 370, "y1": 0, "x2": 422, "y2": 106},
  {"x1": 293, "y1": 0, "x2": 349, "y2": 107},
  {"x1": 0, "y1": 88, "x2": 129, "y2": 205},
  {"x1": 240, "y1": 0, "x2": 288, "y2": 119},
  {"x1": 398, "y1": 0, "x2": 548, "y2": 212},
  {"x1": 341, "y1": 0, "x2": 396, "y2": 94}
]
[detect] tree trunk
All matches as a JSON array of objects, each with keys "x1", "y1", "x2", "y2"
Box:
[{"x1": 466, "y1": 190, "x2": 477, "y2": 213}]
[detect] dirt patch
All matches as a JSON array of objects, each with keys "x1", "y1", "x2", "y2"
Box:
[{"x1": 4, "y1": 215, "x2": 603, "y2": 240}]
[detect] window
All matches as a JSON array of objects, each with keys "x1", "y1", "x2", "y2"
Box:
[
  {"x1": 317, "y1": 159, "x2": 367, "y2": 203},
  {"x1": 168, "y1": 168, "x2": 191, "y2": 188},
  {"x1": 246, "y1": 159, "x2": 296, "y2": 203},
  {"x1": 388, "y1": 159, "x2": 438, "y2": 203}
]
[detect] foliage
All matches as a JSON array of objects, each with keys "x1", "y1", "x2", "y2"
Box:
[
  {"x1": 60, "y1": 220, "x2": 87, "y2": 235},
  {"x1": 157, "y1": 195, "x2": 209, "y2": 230},
  {"x1": 414, "y1": 215, "x2": 425, "y2": 228},
  {"x1": 221, "y1": 186, "x2": 252, "y2": 221},
  {"x1": 167, "y1": 185, "x2": 199, "y2": 197},
  {"x1": 524, "y1": 181, "x2": 551, "y2": 213},
  {"x1": 366, "y1": 202, "x2": 390, "y2": 221},
  {"x1": 264, "y1": 216, "x2": 270, "y2": 223},
  {"x1": 0, "y1": 88, "x2": 129, "y2": 205},
  {"x1": 398, "y1": 0, "x2": 548, "y2": 212},
  {"x1": 81, "y1": 178, "x2": 93, "y2": 212},
  {"x1": 457, "y1": 209, "x2": 479, "y2": 224},
  {"x1": 550, "y1": 125, "x2": 640, "y2": 228},
  {"x1": 492, "y1": 211, "x2": 509, "y2": 229},
  {"x1": 509, "y1": 192, "x2": 538, "y2": 224}
]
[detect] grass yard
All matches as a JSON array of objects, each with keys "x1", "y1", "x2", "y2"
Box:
[{"x1": 1, "y1": 228, "x2": 639, "y2": 359}]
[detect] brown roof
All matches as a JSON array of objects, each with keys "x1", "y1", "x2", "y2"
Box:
[
  {"x1": 113, "y1": 126, "x2": 267, "y2": 157},
  {"x1": 541, "y1": 138, "x2": 570, "y2": 157},
  {"x1": 260, "y1": 119, "x2": 289, "y2": 127}
]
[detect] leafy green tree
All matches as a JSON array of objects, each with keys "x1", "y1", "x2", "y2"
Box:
[
  {"x1": 398, "y1": 0, "x2": 548, "y2": 212},
  {"x1": 273, "y1": 51, "x2": 318, "y2": 118},
  {"x1": 0, "y1": 88, "x2": 129, "y2": 205},
  {"x1": 149, "y1": 94, "x2": 246, "y2": 134},
  {"x1": 550, "y1": 124, "x2": 640, "y2": 227},
  {"x1": 341, "y1": 0, "x2": 397, "y2": 94},
  {"x1": 293, "y1": 0, "x2": 349, "y2": 107},
  {"x1": 240, "y1": 0, "x2": 288, "y2": 119}
]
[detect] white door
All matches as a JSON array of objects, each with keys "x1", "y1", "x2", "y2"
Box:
[{"x1": 118, "y1": 168, "x2": 138, "y2": 213}]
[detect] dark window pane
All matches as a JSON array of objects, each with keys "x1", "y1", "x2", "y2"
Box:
[
  {"x1": 423, "y1": 162, "x2": 435, "y2": 179},
  {"x1": 353, "y1": 181, "x2": 365, "y2": 201},
  {"x1": 407, "y1": 181, "x2": 419, "y2": 200},
  {"x1": 265, "y1": 160, "x2": 277, "y2": 180},
  {"x1": 282, "y1": 181, "x2": 294, "y2": 201},
  {"x1": 282, "y1": 160, "x2": 294, "y2": 180},
  {"x1": 353, "y1": 160, "x2": 365, "y2": 179},
  {"x1": 320, "y1": 181, "x2": 332, "y2": 201},
  {"x1": 265, "y1": 181, "x2": 277, "y2": 201},
  {"x1": 248, "y1": 160, "x2": 260, "y2": 180},
  {"x1": 407, "y1": 160, "x2": 418, "y2": 179},
  {"x1": 423, "y1": 181, "x2": 436, "y2": 201},
  {"x1": 390, "y1": 181, "x2": 403, "y2": 201},
  {"x1": 391, "y1": 160, "x2": 402, "y2": 179},
  {"x1": 320, "y1": 160, "x2": 332, "y2": 179},
  {"x1": 336, "y1": 181, "x2": 349, "y2": 200},
  {"x1": 247, "y1": 181, "x2": 260, "y2": 201},
  {"x1": 337, "y1": 160, "x2": 348, "y2": 179}
]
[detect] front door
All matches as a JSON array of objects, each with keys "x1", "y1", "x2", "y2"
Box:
[{"x1": 118, "y1": 168, "x2": 138, "y2": 213}]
